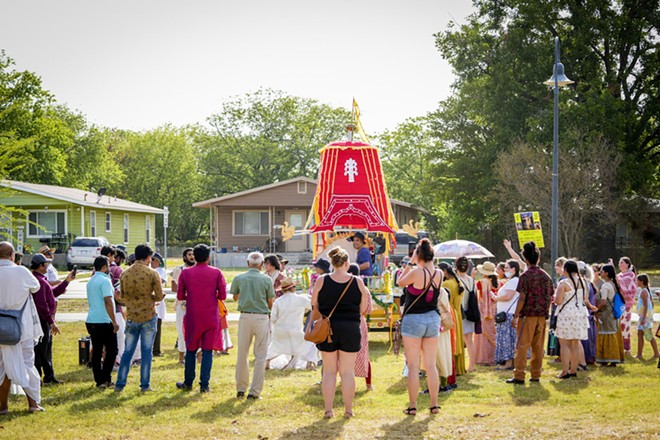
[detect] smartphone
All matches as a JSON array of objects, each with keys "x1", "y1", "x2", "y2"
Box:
[{"x1": 72, "y1": 265, "x2": 78, "y2": 276}]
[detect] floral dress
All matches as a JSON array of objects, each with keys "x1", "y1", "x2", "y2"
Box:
[{"x1": 555, "y1": 278, "x2": 590, "y2": 341}]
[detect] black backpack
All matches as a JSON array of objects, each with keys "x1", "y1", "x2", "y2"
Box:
[{"x1": 460, "y1": 278, "x2": 481, "y2": 323}]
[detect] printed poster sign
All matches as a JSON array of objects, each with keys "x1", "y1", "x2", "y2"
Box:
[{"x1": 514, "y1": 211, "x2": 545, "y2": 248}]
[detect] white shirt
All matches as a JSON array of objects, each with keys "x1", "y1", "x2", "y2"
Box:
[
  {"x1": 46, "y1": 263, "x2": 59, "y2": 283},
  {"x1": 0, "y1": 259, "x2": 43, "y2": 387},
  {"x1": 497, "y1": 277, "x2": 520, "y2": 314},
  {"x1": 267, "y1": 293, "x2": 311, "y2": 357},
  {"x1": 154, "y1": 266, "x2": 168, "y2": 319}
]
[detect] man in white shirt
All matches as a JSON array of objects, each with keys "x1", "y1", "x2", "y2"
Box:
[
  {"x1": 38, "y1": 245, "x2": 61, "y2": 287},
  {"x1": 151, "y1": 253, "x2": 168, "y2": 357},
  {"x1": 171, "y1": 248, "x2": 195, "y2": 364},
  {"x1": 0, "y1": 242, "x2": 44, "y2": 414}
]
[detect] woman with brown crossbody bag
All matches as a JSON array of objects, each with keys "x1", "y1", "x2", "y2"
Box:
[{"x1": 310, "y1": 247, "x2": 371, "y2": 419}]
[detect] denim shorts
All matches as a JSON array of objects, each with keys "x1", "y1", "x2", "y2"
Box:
[{"x1": 401, "y1": 310, "x2": 440, "y2": 338}]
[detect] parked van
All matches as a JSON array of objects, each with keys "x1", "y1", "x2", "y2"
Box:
[{"x1": 390, "y1": 230, "x2": 431, "y2": 266}]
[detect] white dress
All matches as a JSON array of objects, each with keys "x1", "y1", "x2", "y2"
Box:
[
  {"x1": 266, "y1": 292, "x2": 315, "y2": 366},
  {"x1": 436, "y1": 288, "x2": 453, "y2": 378},
  {"x1": 555, "y1": 278, "x2": 590, "y2": 340}
]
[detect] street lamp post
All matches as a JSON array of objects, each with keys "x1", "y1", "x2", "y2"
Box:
[
  {"x1": 163, "y1": 206, "x2": 169, "y2": 269},
  {"x1": 544, "y1": 36, "x2": 573, "y2": 278}
]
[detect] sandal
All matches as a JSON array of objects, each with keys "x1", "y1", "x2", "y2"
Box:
[
  {"x1": 344, "y1": 411, "x2": 354, "y2": 418},
  {"x1": 403, "y1": 407, "x2": 417, "y2": 416},
  {"x1": 324, "y1": 410, "x2": 334, "y2": 419},
  {"x1": 430, "y1": 406, "x2": 441, "y2": 414}
]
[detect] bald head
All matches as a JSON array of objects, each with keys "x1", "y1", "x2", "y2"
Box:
[{"x1": 0, "y1": 241, "x2": 15, "y2": 260}]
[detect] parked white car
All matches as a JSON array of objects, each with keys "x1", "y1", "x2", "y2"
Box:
[{"x1": 66, "y1": 237, "x2": 109, "y2": 270}]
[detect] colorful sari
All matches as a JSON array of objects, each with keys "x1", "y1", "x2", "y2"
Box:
[{"x1": 474, "y1": 279, "x2": 497, "y2": 365}]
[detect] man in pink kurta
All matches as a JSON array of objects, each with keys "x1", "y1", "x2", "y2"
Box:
[{"x1": 176, "y1": 244, "x2": 226, "y2": 392}]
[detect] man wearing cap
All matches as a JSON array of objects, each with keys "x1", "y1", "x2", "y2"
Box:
[
  {"x1": 150, "y1": 253, "x2": 167, "y2": 357},
  {"x1": 350, "y1": 232, "x2": 373, "y2": 277},
  {"x1": 175, "y1": 244, "x2": 226, "y2": 392},
  {"x1": 38, "y1": 245, "x2": 61, "y2": 287},
  {"x1": 0, "y1": 242, "x2": 45, "y2": 414},
  {"x1": 31, "y1": 252, "x2": 75, "y2": 384},
  {"x1": 231, "y1": 252, "x2": 275, "y2": 399}
]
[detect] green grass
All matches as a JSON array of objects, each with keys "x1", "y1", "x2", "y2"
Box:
[{"x1": 2, "y1": 322, "x2": 659, "y2": 439}]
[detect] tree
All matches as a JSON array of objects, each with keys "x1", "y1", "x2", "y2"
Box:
[
  {"x1": 429, "y1": 0, "x2": 660, "y2": 257},
  {"x1": 198, "y1": 89, "x2": 350, "y2": 196},
  {"x1": 114, "y1": 125, "x2": 206, "y2": 243},
  {"x1": 494, "y1": 131, "x2": 621, "y2": 258},
  {"x1": 376, "y1": 117, "x2": 445, "y2": 235}
]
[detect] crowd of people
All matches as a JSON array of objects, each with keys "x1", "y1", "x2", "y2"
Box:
[{"x1": 0, "y1": 234, "x2": 658, "y2": 418}]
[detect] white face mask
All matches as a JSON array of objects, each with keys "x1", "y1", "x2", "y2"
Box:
[{"x1": 505, "y1": 270, "x2": 514, "y2": 279}]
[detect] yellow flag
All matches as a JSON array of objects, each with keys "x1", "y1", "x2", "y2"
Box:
[{"x1": 352, "y1": 98, "x2": 370, "y2": 144}]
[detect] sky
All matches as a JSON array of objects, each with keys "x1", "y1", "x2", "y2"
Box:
[{"x1": 1, "y1": 0, "x2": 475, "y2": 134}]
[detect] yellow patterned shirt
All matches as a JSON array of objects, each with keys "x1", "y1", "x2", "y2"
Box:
[{"x1": 119, "y1": 261, "x2": 165, "y2": 323}]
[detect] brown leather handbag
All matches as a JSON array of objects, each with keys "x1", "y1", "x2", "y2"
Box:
[{"x1": 305, "y1": 277, "x2": 354, "y2": 344}]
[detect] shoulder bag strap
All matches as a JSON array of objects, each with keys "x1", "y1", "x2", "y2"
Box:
[
  {"x1": 557, "y1": 282, "x2": 578, "y2": 316},
  {"x1": 401, "y1": 269, "x2": 434, "y2": 319},
  {"x1": 327, "y1": 276, "x2": 354, "y2": 319}
]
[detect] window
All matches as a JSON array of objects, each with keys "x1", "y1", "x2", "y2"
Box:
[
  {"x1": 145, "y1": 215, "x2": 151, "y2": 243},
  {"x1": 105, "y1": 212, "x2": 111, "y2": 232},
  {"x1": 90, "y1": 211, "x2": 96, "y2": 237},
  {"x1": 233, "y1": 211, "x2": 269, "y2": 236},
  {"x1": 297, "y1": 181, "x2": 307, "y2": 194},
  {"x1": 28, "y1": 211, "x2": 66, "y2": 237},
  {"x1": 123, "y1": 214, "x2": 129, "y2": 243}
]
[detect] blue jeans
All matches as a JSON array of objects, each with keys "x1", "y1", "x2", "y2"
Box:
[
  {"x1": 115, "y1": 315, "x2": 158, "y2": 390},
  {"x1": 184, "y1": 350, "x2": 213, "y2": 388}
]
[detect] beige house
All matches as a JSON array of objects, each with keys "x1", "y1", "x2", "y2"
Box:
[{"x1": 192, "y1": 177, "x2": 428, "y2": 256}]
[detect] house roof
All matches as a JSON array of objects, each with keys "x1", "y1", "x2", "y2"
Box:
[
  {"x1": 192, "y1": 177, "x2": 317, "y2": 208},
  {"x1": 192, "y1": 176, "x2": 429, "y2": 214},
  {"x1": 1, "y1": 180, "x2": 164, "y2": 214}
]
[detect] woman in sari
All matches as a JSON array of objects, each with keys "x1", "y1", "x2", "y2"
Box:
[
  {"x1": 474, "y1": 262, "x2": 498, "y2": 366},
  {"x1": 595, "y1": 265, "x2": 625, "y2": 366},
  {"x1": 439, "y1": 262, "x2": 466, "y2": 375}
]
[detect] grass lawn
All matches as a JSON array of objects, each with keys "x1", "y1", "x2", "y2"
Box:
[{"x1": 2, "y1": 322, "x2": 659, "y2": 439}]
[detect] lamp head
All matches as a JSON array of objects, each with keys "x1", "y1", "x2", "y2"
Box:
[{"x1": 544, "y1": 62, "x2": 574, "y2": 87}]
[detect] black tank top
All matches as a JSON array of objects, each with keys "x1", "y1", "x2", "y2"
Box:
[
  {"x1": 317, "y1": 275, "x2": 361, "y2": 322},
  {"x1": 403, "y1": 269, "x2": 440, "y2": 315}
]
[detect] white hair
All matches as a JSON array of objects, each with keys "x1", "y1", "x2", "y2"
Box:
[
  {"x1": 247, "y1": 252, "x2": 264, "y2": 267},
  {"x1": 577, "y1": 261, "x2": 593, "y2": 282}
]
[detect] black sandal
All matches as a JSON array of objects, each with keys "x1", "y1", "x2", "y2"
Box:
[
  {"x1": 430, "y1": 406, "x2": 441, "y2": 414},
  {"x1": 403, "y1": 407, "x2": 417, "y2": 415}
]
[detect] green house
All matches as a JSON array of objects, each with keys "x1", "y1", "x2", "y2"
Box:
[{"x1": 0, "y1": 180, "x2": 163, "y2": 254}]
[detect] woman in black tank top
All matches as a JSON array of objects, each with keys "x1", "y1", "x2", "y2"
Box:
[
  {"x1": 311, "y1": 247, "x2": 371, "y2": 419},
  {"x1": 395, "y1": 238, "x2": 443, "y2": 415}
]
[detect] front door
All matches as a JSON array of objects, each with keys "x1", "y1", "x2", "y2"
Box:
[{"x1": 285, "y1": 210, "x2": 306, "y2": 253}]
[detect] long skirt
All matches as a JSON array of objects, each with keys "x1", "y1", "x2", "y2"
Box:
[
  {"x1": 580, "y1": 316, "x2": 597, "y2": 363},
  {"x1": 596, "y1": 328, "x2": 624, "y2": 364},
  {"x1": 495, "y1": 313, "x2": 516, "y2": 363},
  {"x1": 474, "y1": 317, "x2": 496, "y2": 365},
  {"x1": 436, "y1": 329, "x2": 453, "y2": 378},
  {"x1": 355, "y1": 317, "x2": 370, "y2": 377}
]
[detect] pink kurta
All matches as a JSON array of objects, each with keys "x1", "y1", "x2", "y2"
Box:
[{"x1": 177, "y1": 263, "x2": 227, "y2": 351}]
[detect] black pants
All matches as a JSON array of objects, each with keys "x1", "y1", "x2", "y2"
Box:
[
  {"x1": 35, "y1": 319, "x2": 56, "y2": 382},
  {"x1": 152, "y1": 318, "x2": 162, "y2": 355},
  {"x1": 86, "y1": 322, "x2": 118, "y2": 386}
]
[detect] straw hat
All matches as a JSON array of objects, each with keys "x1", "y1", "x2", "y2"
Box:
[
  {"x1": 280, "y1": 277, "x2": 296, "y2": 292},
  {"x1": 38, "y1": 245, "x2": 56, "y2": 255},
  {"x1": 477, "y1": 261, "x2": 496, "y2": 276}
]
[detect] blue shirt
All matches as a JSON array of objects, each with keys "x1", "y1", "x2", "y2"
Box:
[
  {"x1": 357, "y1": 247, "x2": 373, "y2": 276},
  {"x1": 86, "y1": 271, "x2": 114, "y2": 324}
]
